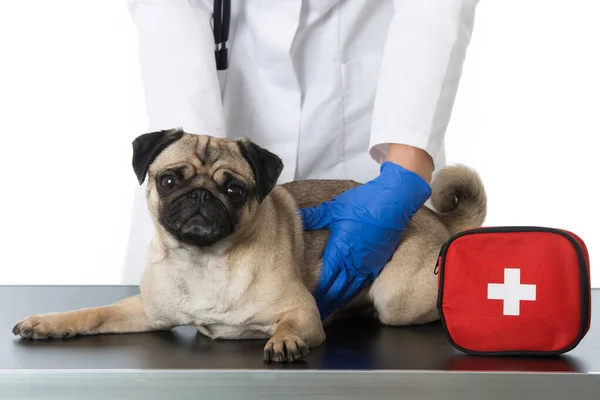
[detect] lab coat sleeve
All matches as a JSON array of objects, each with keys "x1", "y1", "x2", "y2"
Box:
[
  {"x1": 126, "y1": 0, "x2": 226, "y2": 136},
  {"x1": 369, "y1": 0, "x2": 480, "y2": 167}
]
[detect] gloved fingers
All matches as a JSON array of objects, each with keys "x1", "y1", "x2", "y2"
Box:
[
  {"x1": 298, "y1": 203, "x2": 333, "y2": 231},
  {"x1": 313, "y1": 242, "x2": 367, "y2": 316},
  {"x1": 316, "y1": 267, "x2": 355, "y2": 312},
  {"x1": 312, "y1": 240, "x2": 350, "y2": 301},
  {"x1": 318, "y1": 274, "x2": 369, "y2": 320},
  {"x1": 312, "y1": 259, "x2": 343, "y2": 302}
]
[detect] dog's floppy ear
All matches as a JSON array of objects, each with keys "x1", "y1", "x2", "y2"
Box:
[
  {"x1": 132, "y1": 129, "x2": 185, "y2": 185},
  {"x1": 236, "y1": 138, "x2": 284, "y2": 203}
]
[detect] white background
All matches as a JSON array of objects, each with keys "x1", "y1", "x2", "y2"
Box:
[{"x1": 1, "y1": 1, "x2": 598, "y2": 286}]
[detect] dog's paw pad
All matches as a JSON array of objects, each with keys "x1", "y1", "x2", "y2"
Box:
[
  {"x1": 12, "y1": 316, "x2": 75, "y2": 340},
  {"x1": 13, "y1": 318, "x2": 43, "y2": 340},
  {"x1": 263, "y1": 335, "x2": 309, "y2": 363}
]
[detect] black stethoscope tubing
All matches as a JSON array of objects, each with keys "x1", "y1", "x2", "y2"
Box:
[{"x1": 213, "y1": 0, "x2": 231, "y2": 70}]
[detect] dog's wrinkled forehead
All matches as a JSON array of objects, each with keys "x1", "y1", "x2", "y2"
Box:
[
  {"x1": 132, "y1": 129, "x2": 284, "y2": 203},
  {"x1": 150, "y1": 134, "x2": 253, "y2": 180}
]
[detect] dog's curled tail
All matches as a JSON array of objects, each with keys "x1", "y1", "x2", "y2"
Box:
[{"x1": 430, "y1": 164, "x2": 487, "y2": 235}]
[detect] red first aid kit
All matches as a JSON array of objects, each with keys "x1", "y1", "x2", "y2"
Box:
[{"x1": 435, "y1": 226, "x2": 591, "y2": 356}]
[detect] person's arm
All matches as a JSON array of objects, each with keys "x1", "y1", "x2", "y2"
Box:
[
  {"x1": 386, "y1": 143, "x2": 434, "y2": 183},
  {"x1": 299, "y1": 0, "x2": 481, "y2": 319},
  {"x1": 370, "y1": 0, "x2": 481, "y2": 182},
  {"x1": 126, "y1": 0, "x2": 225, "y2": 136},
  {"x1": 122, "y1": 0, "x2": 226, "y2": 285}
]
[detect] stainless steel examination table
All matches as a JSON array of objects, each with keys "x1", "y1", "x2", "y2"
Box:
[{"x1": 1, "y1": 286, "x2": 598, "y2": 399}]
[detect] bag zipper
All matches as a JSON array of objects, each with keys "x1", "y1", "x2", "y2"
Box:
[{"x1": 435, "y1": 226, "x2": 591, "y2": 356}]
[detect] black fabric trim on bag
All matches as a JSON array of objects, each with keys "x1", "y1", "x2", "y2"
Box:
[{"x1": 435, "y1": 226, "x2": 590, "y2": 356}]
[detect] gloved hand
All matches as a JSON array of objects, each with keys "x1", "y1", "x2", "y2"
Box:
[{"x1": 298, "y1": 161, "x2": 432, "y2": 319}]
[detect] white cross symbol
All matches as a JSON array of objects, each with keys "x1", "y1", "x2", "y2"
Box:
[{"x1": 487, "y1": 268, "x2": 536, "y2": 316}]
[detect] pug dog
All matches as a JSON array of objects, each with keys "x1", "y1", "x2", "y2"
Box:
[{"x1": 12, "y1": 129, "x2": 487, "y2": 363}]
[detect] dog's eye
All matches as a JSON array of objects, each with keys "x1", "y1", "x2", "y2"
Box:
[
  {"x1": 227, "y1": 183, "x2": 244, "y2": 199},
  {"x1": 160, "y1": 174, "x2": 179, "y2": 190}
]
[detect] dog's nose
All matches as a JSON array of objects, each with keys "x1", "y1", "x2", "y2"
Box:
[{"x1": 188, "y1": 188, "x2": 213, "y2": 203}]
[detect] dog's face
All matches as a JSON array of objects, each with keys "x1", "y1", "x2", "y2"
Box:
[{"x1": 131, "y1": 129, "x2": 283, "y2": 247}]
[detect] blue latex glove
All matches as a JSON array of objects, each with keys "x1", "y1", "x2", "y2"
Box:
[{"x1": 298, "y1": 161, "x2": 432, "y2": 319}]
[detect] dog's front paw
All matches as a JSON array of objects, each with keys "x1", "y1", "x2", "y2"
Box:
[
  {"x1": 263, "y1": 335, "x2": 309, "y2": 363},
  {"x1": 12, "y1": 315, "x2": 77, "y2": 340}
]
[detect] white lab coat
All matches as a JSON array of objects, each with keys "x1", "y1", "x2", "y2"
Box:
[{"x1": 121, "y1": 0, "x2": 480, "y2": 284}]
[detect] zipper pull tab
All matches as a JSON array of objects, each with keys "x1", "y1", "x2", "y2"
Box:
[{"x1": 434, "y1": 256, "x2": 442, "y2": 275}]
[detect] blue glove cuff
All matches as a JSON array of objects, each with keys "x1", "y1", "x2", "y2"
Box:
[{"x1": 378, "y1": 161, "x2": 432, "y2": 209}]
